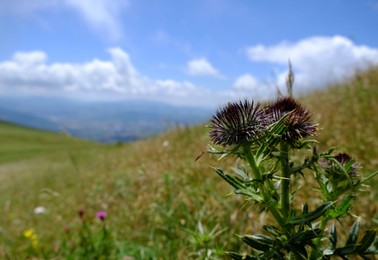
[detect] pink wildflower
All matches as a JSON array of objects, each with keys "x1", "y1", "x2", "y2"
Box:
[{"x1": 96, "y1": 211, "x2": 107, "y2": 221}]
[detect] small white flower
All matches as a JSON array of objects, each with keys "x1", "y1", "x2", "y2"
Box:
[
  {"x1": 34, "y1": 206, "x2": 47, "y2": 215},
  {"x1": 162, "y1": 140, "x2": 169, "y2": 148}
]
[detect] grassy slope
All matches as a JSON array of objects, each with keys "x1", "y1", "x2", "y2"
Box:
[
  {"x1": 0, "y1": 68, "x2": 377, "y2": 258},
  {"x1": 0, "y1": 122, "x2": 114, "y2": 256},
  {"x1": 0, "y1": 121, "x2": 101, "y2": 163},
  {"x1": 302, "y1": 67, "x2": 378, "y2": 174}
]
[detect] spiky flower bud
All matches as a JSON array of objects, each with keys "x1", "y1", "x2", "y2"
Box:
[
  {"x1": 319, "y1": 153, "x2": 361, "y2": 197},
  {"x1": 322, "y1": 153, "x2": 359, "y2": 177},
  {"x1": 265, "y1": 97, "x2": 317, "y2": 143},
  {"x1": 209, "y1": 100, "x2": 267, "y2": 146}
]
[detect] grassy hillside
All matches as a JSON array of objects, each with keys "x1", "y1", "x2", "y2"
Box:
[
  {"x1": 303, "y1": 67, "x2": 378, "y2": 174},
  {"x1": 0, "y1": 121, "x2": 104, "y2": 163},
  {"x1": 0, "y1": 68, "x2": 377, "y2": 259}
]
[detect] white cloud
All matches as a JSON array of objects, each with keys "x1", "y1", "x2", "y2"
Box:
[
  {"x1": 246, "y1": 35, "x2": 378, "y2": 93},
  {"x1": 233, "y1": 74, "x2": 258, "y2": 90},
  {"x1": 0, "y1": 48, "x2": 208, "y2": 105},
  {"x1": 13, "y1": 51, "x2": 48, "y2": 65},
  {"x1": 64, "y1": 0, "x2": 128, "y2": 41},
  {"x1": 0, "y1": 0, "x2": 128, "y2": 42},
  {"x1": 229, "y1": 73, "x2": 275, "y2": 101},
  {"x1": 186, "y1": 58, "x2": 220, "y2": 77}
]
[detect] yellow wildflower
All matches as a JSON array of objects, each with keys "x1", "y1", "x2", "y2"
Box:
[
  {"x1": 23, "y1": 228, "x2": 39, "y2": 248},
  {"x1": 23, "y1": 228, "x2": 34, "y2": 238},
  {"x1": 31, "y1": 234, "x2": 39, "y2": 248}
]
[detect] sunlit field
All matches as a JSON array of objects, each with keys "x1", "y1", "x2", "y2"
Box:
[{"x1": 0, "y1": 68, "x2": 377, "y2": 259}]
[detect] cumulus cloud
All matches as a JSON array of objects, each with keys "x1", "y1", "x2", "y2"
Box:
[
  {"x1": 0, "y1": 48, "x2": 208, "y2": 105},
  {"x1": 186, "y1": 58, "x2": 221, "y2": 77},
  {"x1": 246, "y1": 35, "x2": 378, "y2": 93},
  {"x1": 229, "y1": 73, "x2": 275, "y2": 101},
  {"x1": 233, "y1": 74, "x2": 258, "y2": 90},
  {"x1": 64, "y1": 0, "x2": 128, "y2": 41},
  {"x1": 0, "y1": 0, "x2": 128, "y2": 42}
]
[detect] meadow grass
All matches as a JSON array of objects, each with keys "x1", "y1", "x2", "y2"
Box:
[
  {"x1": 0, "y1": 68, "x2": 377, "y2": 259},
  {"x1": 0, "y1": 120, "x2": 112, "y2": 166},
  {"x1": 303, "y1": 67, "x2": 378, "y2": 176}
]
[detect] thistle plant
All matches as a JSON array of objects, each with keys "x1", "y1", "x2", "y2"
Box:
[{"x1": 207, "y1": 71, "x2": 378, "y2": 259}]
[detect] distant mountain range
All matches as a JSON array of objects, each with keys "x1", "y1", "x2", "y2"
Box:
[{"x1": 0, "y1": 96, "x2": 213, "y2": 142}]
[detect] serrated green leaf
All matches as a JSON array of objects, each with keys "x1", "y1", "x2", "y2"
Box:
[
  {"x1": 334, "y1": 244, "x2": 356, "y2": 255},
  {"x1": 299, "y1": 204, "x2": 309, "y2": 231},
  {"x1": 289, "y1": 229, "x2": 322, "y2": 243},
  {"x1": 241, "y1": 234, "x2": 274, "y2": 251},
  {"x1": 292, "y1": 139, "x2": 318, "y2": 150},
  {"x1": 263, "y1": 225, "x2": 281, "y2": 237},
  {"x1": 355, "y1": 230, "x2": 376, "y2": 253},
  {"x1": 231, "y1": 166, "x2": 249, "y2": 179},
  {"x1": 208, "y1": 144, "x2": 242, "y2": 159},
  {"x1": 330, "y1": 225, "x2": 338, "y2": 250},
  {"x1": 302, "y1": 203, "x2": 309, "y2": 214},
  {"x1": 214, "y1": 168, "x2": 245, "y2": 190},
  {"x1": 255, "y1": 153, "x2": 265, "y2": 166},
  {"x1": 290, "y1": 246, "x2": 308, "y2": 259},
  {"x1": 327, "y1": 195, "x2": 354, "y2": 219},
  {"x1": 227, "y1": 252, "x2": 245, "y2": 260},
  {"x1": 287, "y1": 202, "x2": 332, "y2": 225},
  {"x1": 214, "y1": 168, "x2": 265, "y2": 202},
  {"x1": 319, "y1": 148, "x2": 336, "y2": 158},
  {"x1": 235, "y1": 190, "x2": 264, "y2": 202},
  {"x1": 346, "y1": 220, "x2": 360, "y2": 247},
  {"x1": 207, "y1": 144, "x2": 221, "y2": 154}
]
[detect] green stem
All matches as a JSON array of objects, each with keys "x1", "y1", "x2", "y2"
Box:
[
  {"x1": 242, "y1": 144, "x2": 262, "y2": 181},
  {"x1": 280, "y1": 142, "x2": 290, "y2": 218},
  {"x1": 242, "y1": 144, "x2": 285, "y2": 228}
]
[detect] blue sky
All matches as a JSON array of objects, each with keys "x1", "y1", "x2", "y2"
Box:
[{"x1": 1, "y1": 0, "x2": 378, "y2": 107}]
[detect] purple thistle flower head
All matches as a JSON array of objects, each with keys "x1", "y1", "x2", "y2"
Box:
[
  {"x1": 265, "y1": 97, "x2": 317, "y2": 143},
  {"x1": 334, "y1": 153, "x2": 353, "y2": 164},
  {"x1": 209, "y1": 100, "x2": 268, "y2": 147},
  {"x1": 324, "y1": 153, "x2": 360, "y2": 177},
  {"x1": 96, "y1": 211, "x2": 107, "y2": 221}
]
